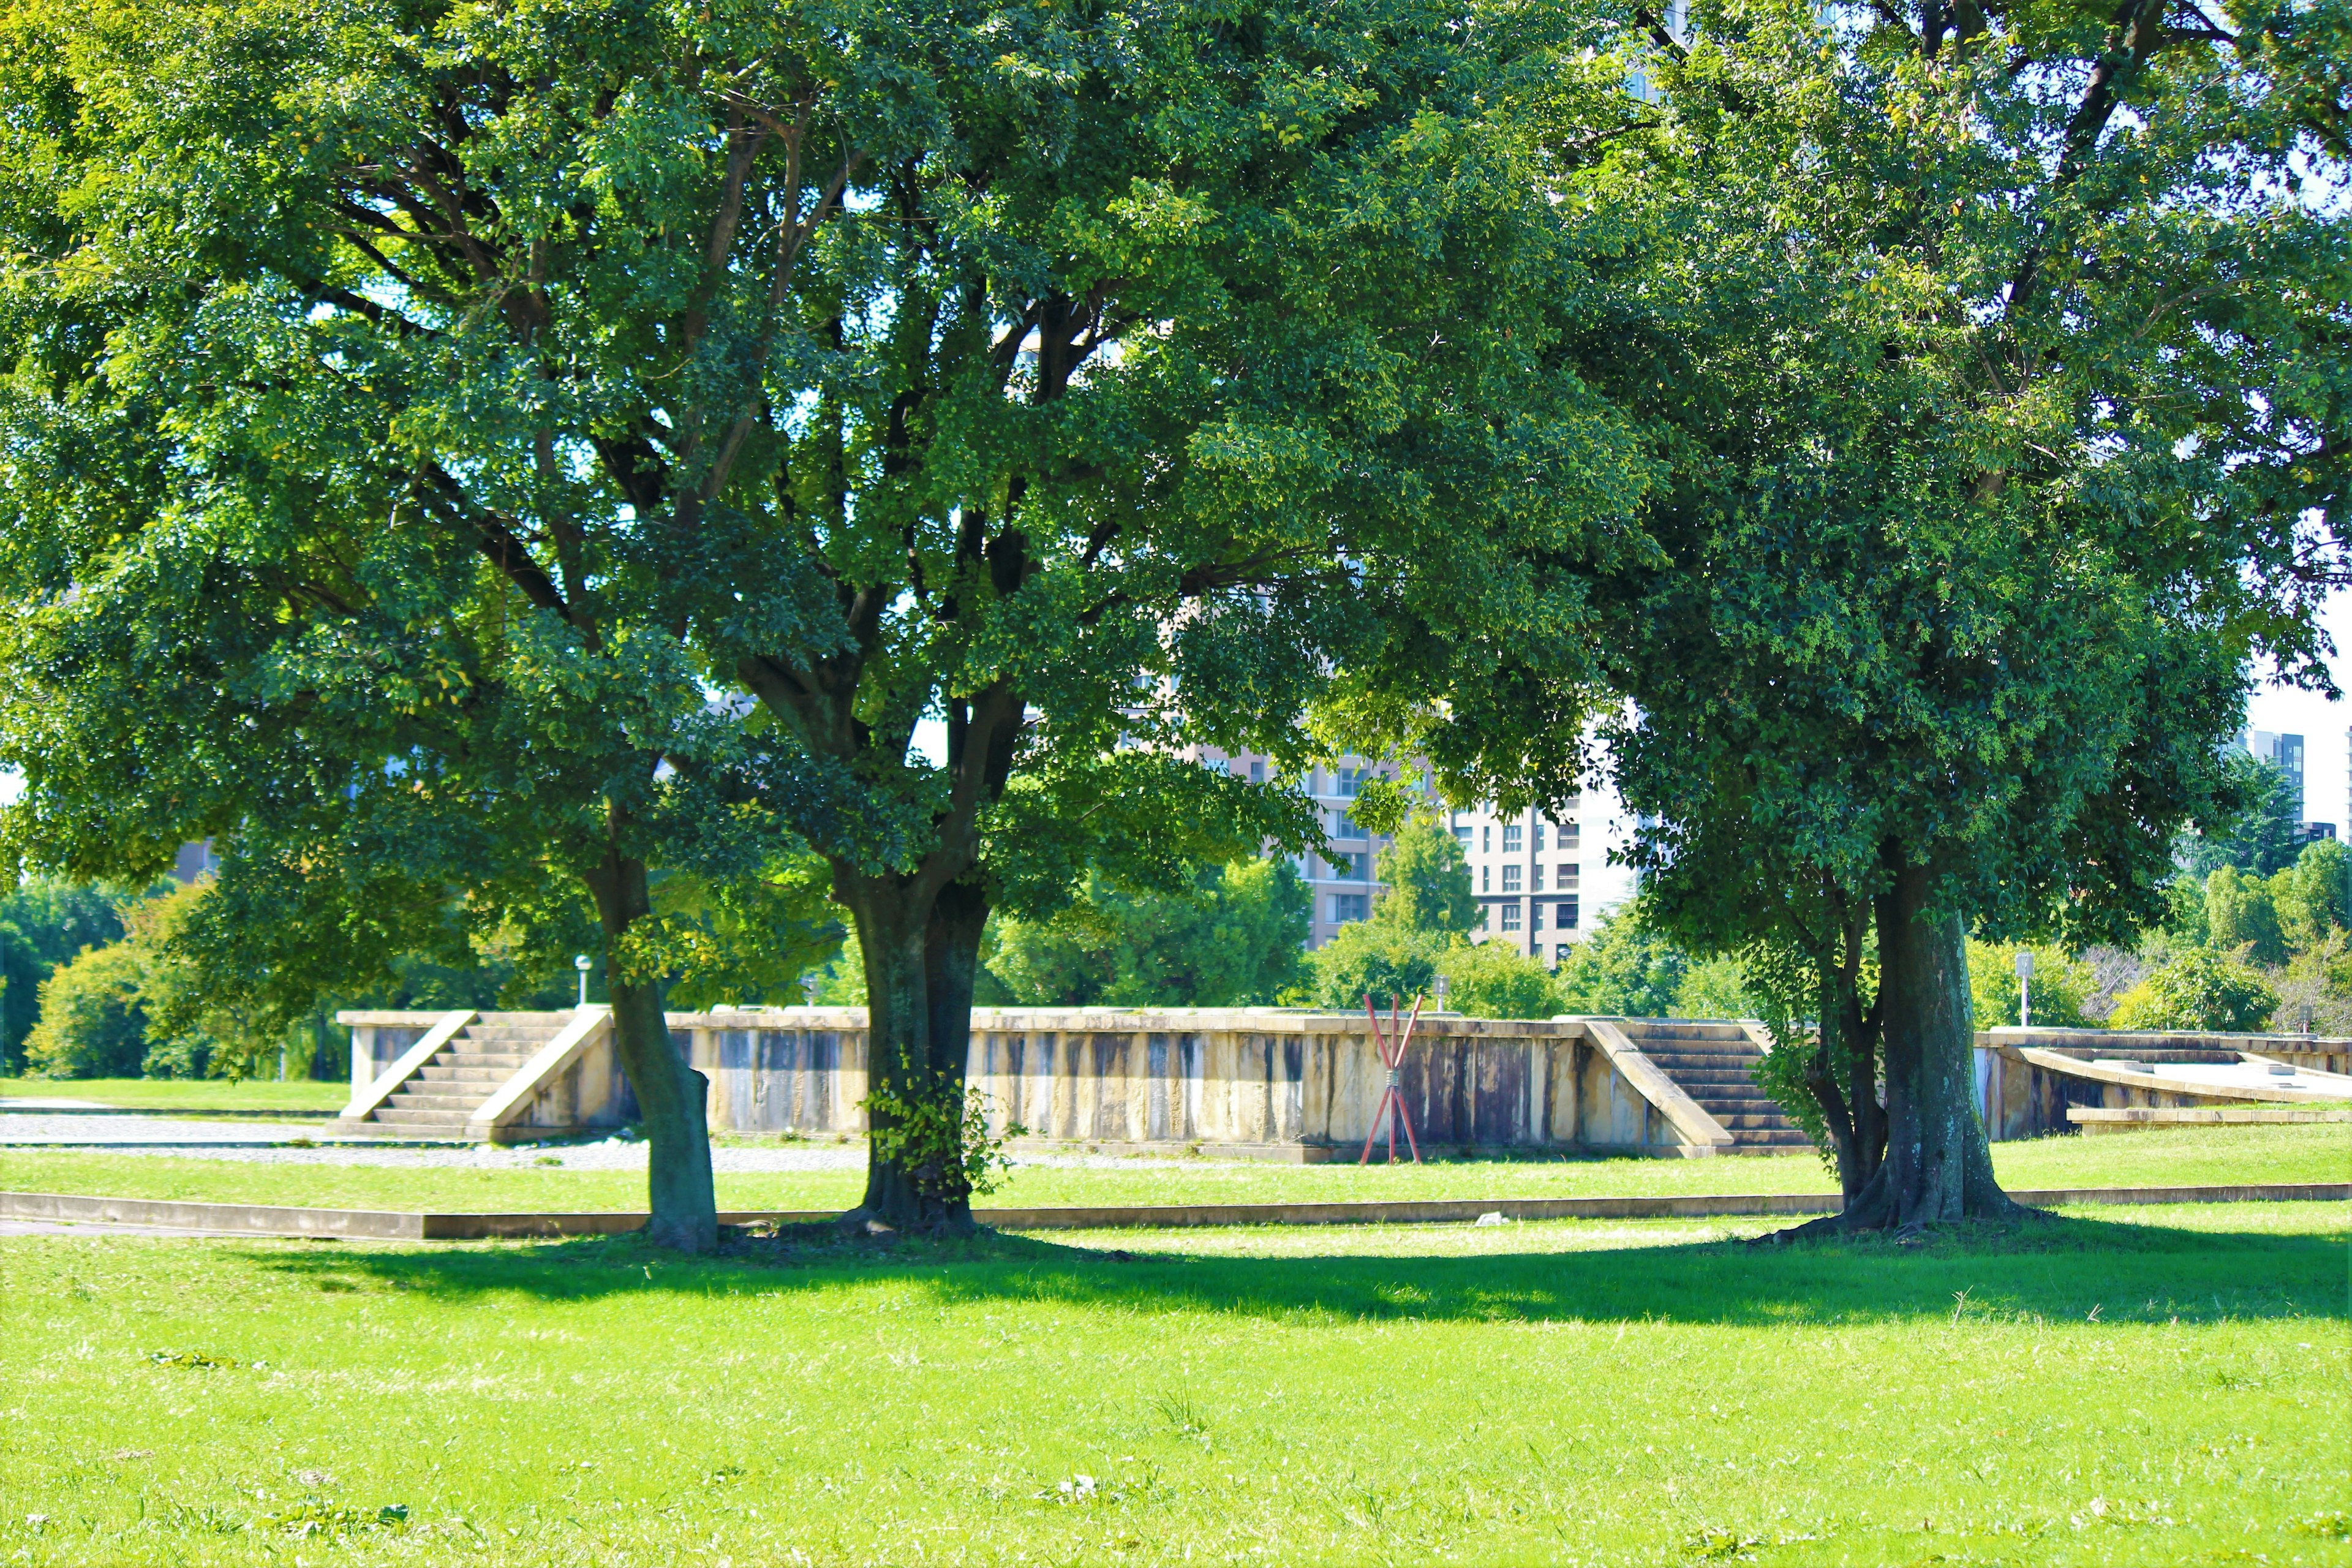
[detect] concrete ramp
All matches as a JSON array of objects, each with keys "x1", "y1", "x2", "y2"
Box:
[{"x1": 1975, "y1": 1028, "x2": 2352, "y2": 1140}]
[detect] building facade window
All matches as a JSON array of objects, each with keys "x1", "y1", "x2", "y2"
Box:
[
  {"x1": 1330, "y1": 892, "x2": 1368, "y2": 924},
  {"x1": 1336, "y1": 766, "x2": 1368, "y2": 797},
  {"x1": 1454, "y1": 826, "x2": 1472, "y2": 848},
  {"x1": 1560, "y1": 863, "x2": 1579, "y2": 888},
  {"x1": 1500, "y1": 902, "x2": 1523, "y2": 932},
  {"x1": 1502, "y1": 824, "x2": 1523, "y2": 853},
  {"x1": 1501, "y1": 865, "x2": 1521, "y2": 892},
  {"x1": 1475, "y1": 903, "x2": 1490, "y2": 930},
  {"x1": 1250, "y1": 760, "x2": 1267, "y2": 783},
  {"x1": 1558, "y1": 897, "x2": 1579, "y2": 929},
  {"x1": 1482, "y1": 825, "x2": 1492, "y2": 853},
  {"x1": 1534, "y1": 823, "x2": 1546, "y2": 851},
  {"x1": 1532, "y1": 865, "x2": 1545, "y2": 892},
  {"x1": 1329, "y1": 852, "x2": 1368, "y2": 880},
  {"x1": 1531, "y1": 902, "x2": 1545, "y2": 931},
  {"x1": 1482, "y1": 865, "x2": 1491, "y2": 892},
  {"x1": 1562, "y1": 822, "x2": 1580, "y2": 848}
]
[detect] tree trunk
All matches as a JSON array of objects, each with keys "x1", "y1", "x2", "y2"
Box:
[
  {"x1": 1864, "y1": 865, "x2": 2022, "y2": 1228},
  {"x1": 584, "y1": 848, "x2": 718, "y2": 1253},
  {"x1": 843, "y1": 873, "x2": 990, "y2": 1234}
]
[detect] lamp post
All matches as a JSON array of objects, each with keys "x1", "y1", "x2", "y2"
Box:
[
  {"x1": 575, "y1": 954, "x2": 593, "y2": 1009},
  {"x1": 2015, "y1": 949, "x2": 2033, "y2": 1030}
]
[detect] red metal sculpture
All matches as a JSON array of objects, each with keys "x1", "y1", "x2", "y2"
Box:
[{"x1": 1358, "y1": 992, "x2": 1425, "y2": 1165}]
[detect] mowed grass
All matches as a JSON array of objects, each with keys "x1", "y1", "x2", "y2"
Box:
[
  {"x1": 2, "y1": 1202, "x2": 2345, "y2": 1567},
  {"x1": 0, "y1": 1076, "x2": 348, "y2": 1113},
  {"x1": 0, "y1": 1122, "x2": 2343, "y2": 1215}
]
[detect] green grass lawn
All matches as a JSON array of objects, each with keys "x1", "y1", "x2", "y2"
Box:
[
  {"x1": 0, "y1": 1123, "x2": 2342, "y2": 1215},
  {"x1": 0, "y1": 1076, "x2": 348, "y2": 1113},
  {"x1": 2, "y1": 1202, "x2": 2343, "y2": 1566}
]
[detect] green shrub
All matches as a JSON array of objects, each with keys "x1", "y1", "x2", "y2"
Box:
[
  {"x1": 2270, "y1": 839, "x2": 2350, "y2": 952},
  {"x1": 1967, "y1": 940, "x2": 2094, "y2": 1028},
  {"x1": 2206, "y1": 866, "x2": 2288, "y2": 965},
  {"x1": 2108, "y1": 949, "x2": 2278, "y2": 1033},
  {"x1": 1301, "y1": 921, "x2": 1446, "y2": 1011},
  {"x1": 1553, "y1": 910, "x2": 1686, "y2": 1017},
  {"x1": 987, "y1": 858, "x2": 1310, "y2": 1007},
  {"x1": 1368, "y1": 823, "x2": 1478, "y2": 937},
  {"x1": 1436, "y1": 939, "x2": 1561, "y2": 1019},
  {"x1": 23, "y1": 941, "x2": 150, "y2": 1077},
  {"x1": 1673, "y1": 954, "x2": 1755, "y2": 1019}
]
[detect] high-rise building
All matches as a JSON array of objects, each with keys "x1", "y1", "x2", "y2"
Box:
[
  {"x1": 1182, "y1": 747, "x2": 1401, "y2": 949},
  {"x1": 2243, "y1": 729, "x2": 2306, "y2": 821},
  {"x1": 1446, "y1": 795, "x2": 1638, "y2": 968}
]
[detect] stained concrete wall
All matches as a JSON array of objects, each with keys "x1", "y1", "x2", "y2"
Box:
[
  {"x1": 337, "y1": 1006, "x2": 1721, "y2": 1155},
  {"x1": 665, "y1": 1008, "x2": 1694, "y2": 1155}
]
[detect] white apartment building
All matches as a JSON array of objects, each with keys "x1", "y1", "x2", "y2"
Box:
[
  {"x1": 1185, "y1": 744, "x2": 1640, "y2": 959},
  {"x1": 1185, "y1": 747, "x2": 1403, "y2": 949},
  {"x1": 1449, "y1": 794, "x2": 1640, "y2": 968}
]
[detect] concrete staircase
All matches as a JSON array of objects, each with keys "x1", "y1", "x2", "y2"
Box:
[
  {"x1": 358, "y1": 1014, "x2": 570, "y2": 1138},
  {"x1": 1611, "y1": 1019, "x2": 1812, "y2": 1151}
]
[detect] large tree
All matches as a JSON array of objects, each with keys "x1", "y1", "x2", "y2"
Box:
[
  {"x1": 1578, "y1": 0, "x2": 2343, "y2": 1226},
  {"x1": 0, "y1": 0, "x2": 1656, "y2": 1233}
]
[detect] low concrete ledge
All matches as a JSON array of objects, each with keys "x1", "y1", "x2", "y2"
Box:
[
  {"x1": 8, "y1": 1183, "x2": 2342, "y2": 1240},
  {"x1": 0, "y1": 1190, "x2": 425, "y2": 1238}
]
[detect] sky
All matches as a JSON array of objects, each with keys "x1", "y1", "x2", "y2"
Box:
[{"x1": 2240, "y1": 591, "x2": 2352, "y2": 829}]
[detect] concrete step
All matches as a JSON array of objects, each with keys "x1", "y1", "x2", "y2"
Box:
[
  {"x1": 1729, "y1": 1129, "x2": 1813, "y2": 1147},
  {"x1": 386, "y1": 1091, "x2": 488, "y2": 1112},
  {"x1": 417, "y1": 1065, "x2": 517, "y2": 1085},
  {"x1": 370, "y1": 1108, "x2": 476, "y2": 1129},
  {"x1": 1643, "y1": 1054, "x2": 1765, "y2": 1073},
  {"x1": 434, "y1": 1053, "x2": 534, "y2": 1069},
  {"x1": 1693, "y1": 1104, "x2": 1778, "y2": 1128},
  {"x1": 1668, "y1": 1068, "x2": 1768, "y2": 1086},
  {"x1": 1708, "y1": 1112, "x2": 1800, "y2": 1131}
]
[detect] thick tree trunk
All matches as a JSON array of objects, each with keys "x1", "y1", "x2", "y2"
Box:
[
  {"x1": 844, "y1": 874, "x2": 990, "y2": 1234},
  {"x1": 1769, "y1": 868, "x2": 2021, "y2": 1242},
  {"x1": 1861, "y1": 865, "x2": 2022, "y2": 1228},
  {"x1": 584, "y1": 849, "x2": 718, "y2": 1253}
]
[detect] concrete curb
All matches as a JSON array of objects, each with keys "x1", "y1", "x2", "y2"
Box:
[
  {"x1": 2, "y1": 1183, "x2": 2342, "y2": 1241},
  {"x1": 0, "y1": 1106, "x2": 343, "y2": 1120}
]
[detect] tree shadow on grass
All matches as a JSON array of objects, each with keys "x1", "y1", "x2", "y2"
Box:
[{"x1": 251, "y1": 1211, "x2": 2351, "y2": 1329}]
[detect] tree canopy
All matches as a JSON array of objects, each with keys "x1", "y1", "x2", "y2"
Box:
[
  {"x1": 1567, "y1": 0, "x2": 2344, "y2": 1226},
  {"x1": 0, "y1": 0, "x2": 1659, "y2": 1235}
]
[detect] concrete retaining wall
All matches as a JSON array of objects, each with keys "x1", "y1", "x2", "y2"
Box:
[
  {"x1": 671, "y1": 1009, "x2": 1700, "y2": 1155},
  {"x1": 340, "y1": 1008, "x2": 1719, "y2": 1155}
]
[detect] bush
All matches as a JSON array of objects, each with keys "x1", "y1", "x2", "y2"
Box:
[
  {"x1": 1369, "y1": 823, "x2": 1478, "y2": 937},
  {"x1": 23, "y1": 941, "x2": 149, "y2": 1077},
  {"x1": 987, "y1": 858, "x2": 1310, "y2": 1007},
  {"x1": 1967, "y1": 940, "x2": 2095, "y2": 1028},
  {"x1": 1553, "y1": 910, "x2": 1686, "y2": 1017},
  {"x1": 1436, "y1": 939, "x2": 1560, "y2": 1019},
  {"x1": 2205, "y1": 866, "x2": 2288, "y2": 965},
  {"x1": 1301, "y1": 922, "x2": 1446, "y2": 1011},
  {"x1": 2271, "y1": 839, "x2": 2350, "y2": 952},
  {"x1": 1673, "y1": 954, "x2": 1755, "y2": 1019},
  {"x1": 2108, "y1": 949, "x2": 2278, "y2": 1033}
]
